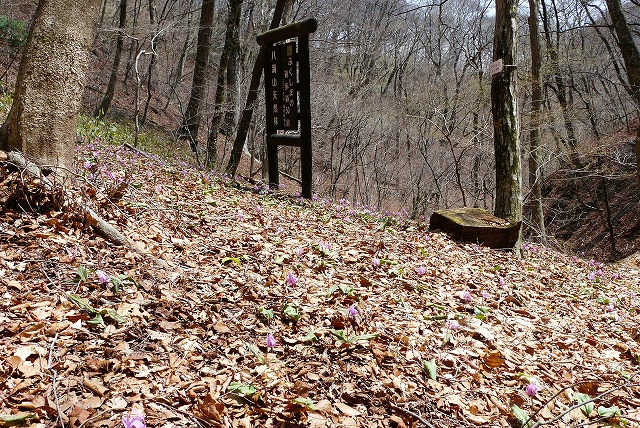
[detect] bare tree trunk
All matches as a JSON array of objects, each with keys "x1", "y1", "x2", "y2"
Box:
[
  {"x1": 205, "y1": 0, "x2": 242, "y2": 168},
  {"x1": 94, "y1": 0, "x2": 127, "y2": 117},
  {"x1": 179, "y1": 0, "x2": 215, "y2": 151},
  {"x1": 0, "y1": 0, "x2": 102, "y2": 177},
  {"x1": 527, "y1": 0, "x2": 546, "y2": 243},
  {"x1": 221, "y1": 0, "x2": 243, "y2": 137},
  {"x1": 540, "y1": 0, "x2": 578, "y2": 164},
  {"x1": 141, "y1": 0, "x2": 157, "y2": 125},
  {"x1": 605, "y1": 0, "x2": 640, "y2": 188},
  {"x1": 492, "y1": 0, "x2": 522, "y2": 232},
  {"x1": 226, "y1": 0, "x2": 290, "y2": 175}
]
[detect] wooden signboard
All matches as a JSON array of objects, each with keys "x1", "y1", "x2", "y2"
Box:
[{"x1": 257, "y1": 19, "x2": 317, "y2": 199}]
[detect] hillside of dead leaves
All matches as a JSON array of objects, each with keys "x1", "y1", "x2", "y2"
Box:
[{"x1": 1, "y1": 139, "x2": 640, "y2": 428}]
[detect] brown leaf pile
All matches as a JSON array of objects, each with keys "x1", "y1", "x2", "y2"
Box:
[{"x1": 1, "y1": 141, "x2": 639, "y2": 428}]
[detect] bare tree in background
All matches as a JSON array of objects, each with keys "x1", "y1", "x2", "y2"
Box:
[
  {"x1": 604, "y1": 0, "x2": 640, "y2": 187},
  {"x1": 206, "y1": 0, "x2": 242, "y2": 168},
  {"x1": 95, "y1": 0, "x2": 127, "y2": 117},
  {"x1": 179, "y1": 0, "x2": 215, "y2": 157},
  {"x1": 527, "y1": 0, "x2": 546, "y2": 242}
]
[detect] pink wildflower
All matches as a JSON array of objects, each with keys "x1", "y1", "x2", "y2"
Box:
[{"x1": 265, "y1": 333, "x2": 277, "y2": 348}]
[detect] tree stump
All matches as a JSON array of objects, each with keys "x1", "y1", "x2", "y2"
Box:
[{"x1": 429, "y1": 208, "x2": 521, "y2": 249}]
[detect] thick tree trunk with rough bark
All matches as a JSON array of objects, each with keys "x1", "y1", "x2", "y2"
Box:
[
  {"x1": 0, "y1": 0, "x2": 102, "y2": 176},
  {"x1": 491, "y1": 0, "x2": 522, "y2": 227},
  {"x1": 605, "y1": 0, "x2": 640, "y2": 188},
  {"x1": 527, "y1": 0, "x2": 546, "y2": 242}
]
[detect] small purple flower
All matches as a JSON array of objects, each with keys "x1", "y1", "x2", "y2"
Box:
[
  {"x1": 372, "y1": 257, "x2": 380, "y2": 268},
  {"x1": 348, "y1": 305, "x2": 359, "y2": 318},
  {"x1": 481, "y1": 290, "x2": 490, "y2": 299},
  {"x1": 122, "y1": 411, "x2": 146, "y2": 428},
  {"x1": 498, "y1": 276, "x2": 506, "y2": 286},
  {"x1": 606, "y1": 302, "x2": 615, "y2": 312},
  {"x1": 96, "y1": 270, "x2": 109, "y2": 284},
  {"x1": 295, "y1": 246, "x2": 304, "y2": 256},
  {"x1": 287, "y1": 272, "x2": 298, "y2": 286},
  {"x1": 630, "y1": 291, "x2": 637, "y2": 299},
  {"x1": 588, "y1": 271, "x2": 596, "y2": 281},
  {"x1": 415, "y1": 266, "x2": 426, "y2": 276},
  {"x1": 589, "y1": 259, "x2": 596, "y2": 267},
  {"x1": 595, "y1": 269, "x2": 603, "y2": 277},
  {"x1": 265, "y1": 333, "x2": 277, "y2": 348},
  {"x1": 83, "y1": 160, "x2": 92, "y2": 169},
  {"x1": 460, "y1": 290, "x2": 472, "y2": 303},
  {"x1": 446, "y1": 319, "x2": 460, "y2": 331},
  {"x1": 612, "y1": 273, "x2": 620, "y2": 280},
  {"x1": 526, "y1": 383, "x2": 539, "y2": 397}
]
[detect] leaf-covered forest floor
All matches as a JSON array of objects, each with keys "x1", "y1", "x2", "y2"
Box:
[{"x1": 1, "y1": 137, "x2": 640, "y2": 428}]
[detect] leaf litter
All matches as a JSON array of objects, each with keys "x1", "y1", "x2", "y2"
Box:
[{"x1": 0, "y1": 140, "x2": 639, "y2": 427}]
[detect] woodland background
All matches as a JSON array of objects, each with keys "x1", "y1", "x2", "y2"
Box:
[{"x1": 0, "y1": 0, "x2": 638, "y2": 261}]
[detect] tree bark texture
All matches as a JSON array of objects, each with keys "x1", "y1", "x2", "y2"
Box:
[
  {"x1": 0, "y1": 0, "x2": 102, "y2": 175},
  {"x1": 605, "y1": 0, "x2": 640, "y2": 187},
  {"x1": 95, "y1": 0, "x2": 127, "y2": 117},
  {"x1": 180, "y1": 0, "x2": 215, "y2": 146},
  {"x1": 527, "y1": 0, "x2": 546, "y2": 242},
  {"x1": 491, "y1": 0, "x2": 522, "y2": 225}
]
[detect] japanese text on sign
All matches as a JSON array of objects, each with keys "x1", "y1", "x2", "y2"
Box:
[{"x1": 268, "y1": 41, "x2": 297, "y2": 131}]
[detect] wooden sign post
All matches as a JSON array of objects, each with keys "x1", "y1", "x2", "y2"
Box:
[{"x1": 256, "y1": 18, "x2": 317, "y2": 199}]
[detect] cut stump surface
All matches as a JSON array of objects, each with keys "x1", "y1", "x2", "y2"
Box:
[{"x1": 429, "y1": 207, "x2": 521, "y2": 249}]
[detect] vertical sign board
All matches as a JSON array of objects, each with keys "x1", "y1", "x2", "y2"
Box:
[
  {"x1": 257, "y1": 19, "x2": 316, "y2": 199},
  {"x1": 266, "y1": 42, "x2": 297, "y2": 131}
]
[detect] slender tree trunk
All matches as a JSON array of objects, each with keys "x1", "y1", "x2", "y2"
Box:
[
  {"x1": 540, "y1": 0, "x2": 578, "y2": 164},
  {"x1": 605, "y1": 0, "x2": 640, "y2": 187},
  {"x1": 226, "y1": 0, "x2": 290, "y2": 175},
  {"x1": 221, "y1": 0, "x2": 243, "y2": 137},
  {"x1": 0, "y1": 0, "x2": 102, "y2": 177},
  {"x1": 492, "y1": 0, "x2": 523, "y2": 231},
  {"x1": 179, "y1": 0, "x2": 215, "y2": 151},
  {"x1": 206, "y1": 0, "x2": 242, "y2": 168},
  {"x1": 123, "y1": 0, "x2": 141, "y2": 87},
  {"x1": 94, "y1": 0, "x2": 127, "y2": 117},
  {"x1": 527, "y1": 0, "x2": 546, "y2": 243},
  {"x1": 141, "y1": 0, "x2": 157, "y2": 125}
]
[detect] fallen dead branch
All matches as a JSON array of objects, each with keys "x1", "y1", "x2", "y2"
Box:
[{"x1": 2, "y1": 150, "x2": 128, "y2": 246}]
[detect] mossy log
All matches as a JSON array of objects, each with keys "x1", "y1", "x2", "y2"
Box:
[{"x1": 429, "y1": 208, "x2": 521, "y2": 249}]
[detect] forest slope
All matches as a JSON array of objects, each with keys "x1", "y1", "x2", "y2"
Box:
[{"x1": 1, "y1": 138, "x2": 640, "y2": 428}]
